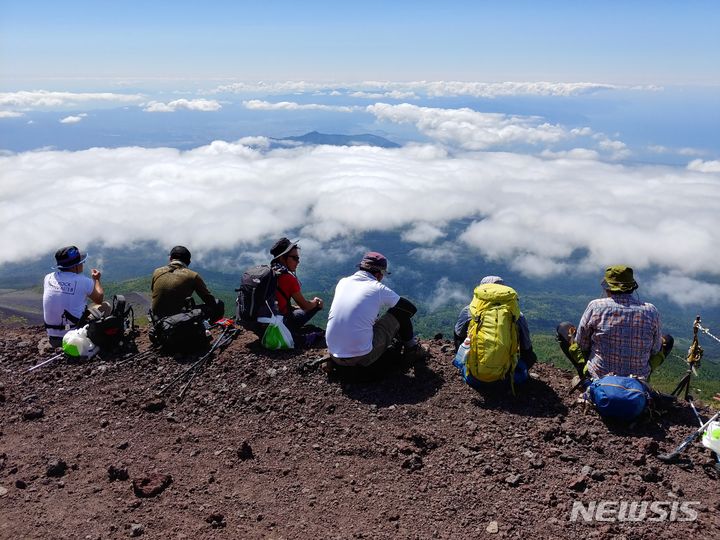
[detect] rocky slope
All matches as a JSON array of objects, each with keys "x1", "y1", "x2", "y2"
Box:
[{"x1": 1, "y1": 324, "x2": 719, "y2": 539}]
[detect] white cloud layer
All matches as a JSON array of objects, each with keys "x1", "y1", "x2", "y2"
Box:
[
  {"x1": 59, "y1": 113, "x2": 87, "y2": 124},
  {"x1": 401, "y1": 222, "x2": 447, "y2": 244},
  {"x1": 539, "y1": 148, "x2": 600, "y2": 160},
  {"x1": 687, "y1": 159, "x2": 720, "y2": 173},
  {"x1": 648, "y1": 145, "x2": 705, "y2": 157},
  {"x1": 243, "y1": 100, "x2": 360, "y2": 113},
  {"x1": 427, "y1": 277, "x2": 469, "y2": 311},
  {"x1": 1, "y1": 139, "x2": 719, "y2": 294},
  {"x1": 0, "y1": 90, "x2": 142, "y2": 110},
  {"x1": 212, "y1": 80, "x2": 646, "y2": 98},
  {"x1": 648, "y1": 273, "x2": 720, "y2": 308},
  {"x1": 0, "y1": 111, "x2": 24, "y2": 118},
  {"x1": 368, "y1": 103, "x2": 570, "y2": 150},
  {"x1": 349, "y1": 90, "x2": 419, "y2": 100},
  {"x1": 143, "y1": 99, "x2": 222, "y2": 112}
]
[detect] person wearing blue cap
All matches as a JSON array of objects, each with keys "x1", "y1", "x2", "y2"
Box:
[{"x1": 42, "y1": 245, "x2": 105, "y2": 347}]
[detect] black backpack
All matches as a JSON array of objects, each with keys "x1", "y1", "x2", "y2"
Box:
[
  {"x1": 149, "y1": 308, "x2": 210, "y2": 352},
  {"x1": 86, "y1": 295, "x2": 134, "y2": 350},
  {"x1": 235, "y1": 265, "x2": 283, "y2": 322}
]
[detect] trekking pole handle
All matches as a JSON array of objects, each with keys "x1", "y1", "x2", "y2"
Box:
[{"x1": 658, "y1": 410, "x2": 720, "y2": 462}]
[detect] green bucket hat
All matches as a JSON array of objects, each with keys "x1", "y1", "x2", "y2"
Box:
[{"x1": 601, "y1": 265, "x2": 638, "y2": 293}]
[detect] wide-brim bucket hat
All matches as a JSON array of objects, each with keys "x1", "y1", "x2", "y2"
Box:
[{"x1": 601, "y1": 265, "x2": 638, "y2": 293}]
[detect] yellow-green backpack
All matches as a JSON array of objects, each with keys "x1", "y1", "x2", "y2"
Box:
[{"x1": 466, "y1": 283, "x2": 520, "y2": 383}]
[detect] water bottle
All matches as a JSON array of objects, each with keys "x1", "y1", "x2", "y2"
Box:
[{"x1": 453, "y1": 337, "x2": 470, "y2": 373}]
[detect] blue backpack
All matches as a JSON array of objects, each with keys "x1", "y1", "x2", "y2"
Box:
[{"x1": 585, "y1": 375, "x2": 649, "y2": 420}]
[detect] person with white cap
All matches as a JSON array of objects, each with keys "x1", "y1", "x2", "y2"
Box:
[
  {"x1": 325, "y1": 251, "x2": 427, "y2": 376},
  {"x1": 453, "y1": 275, "x2": 537, "y2": 384},
  {"x1": 42, "y1": 245, "x2": 105, "y2": 347}
]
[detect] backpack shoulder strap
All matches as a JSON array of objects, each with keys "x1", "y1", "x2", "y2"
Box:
[{"x1": 272, "y1": 267, "x2": 291, "y2": 303}]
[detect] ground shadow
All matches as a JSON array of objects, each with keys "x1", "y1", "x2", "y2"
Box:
[
  {"x1": 469, "y1": 376, "x2": 569, "y2": 418},
  {"x1": 335, "y1": 360, "x2": 446, "y2": 407},
  {"x1": 602, "y1": 398, "x2": 703, "y2": 441}
]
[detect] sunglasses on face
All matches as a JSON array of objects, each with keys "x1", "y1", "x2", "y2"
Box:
[{"x1": 287, "y1": 255, "x2": 300, "y2": 261}]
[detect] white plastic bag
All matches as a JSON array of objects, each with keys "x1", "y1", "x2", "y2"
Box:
[
  {"x1": 62, "y1": 325, "x2": 99, "y2": 358},
  {"x1": 261, "y1": 313, "x2": 295, "y2": 350}
]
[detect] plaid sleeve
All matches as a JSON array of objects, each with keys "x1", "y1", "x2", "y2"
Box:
[
  {"x1": 576, "y1": 303, "x2": 595, "y2": 353},
  {"x1": 650, "y1": 306, "x2": 663, "y2": 355}
]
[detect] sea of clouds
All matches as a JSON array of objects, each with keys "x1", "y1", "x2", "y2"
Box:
[{"x1": 1, "y1": 83, "x2": 719, "y2": 307}]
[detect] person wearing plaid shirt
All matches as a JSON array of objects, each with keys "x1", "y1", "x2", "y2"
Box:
[{"x1": 556, "y1": 265, "x2": 673, "y2": 381}]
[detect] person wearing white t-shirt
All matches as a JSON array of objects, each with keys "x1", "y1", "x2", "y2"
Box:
[
  {"x1": 326, "y1": 251, "x2": 427, "y2": 376},
  {"x1": 43, "y1": 246, "x2": 105, "y2": 347}
]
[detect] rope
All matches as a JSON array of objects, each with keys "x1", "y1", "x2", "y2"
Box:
[{"x1": 697, "y1": 322, "x2": 720, "y2": 345}]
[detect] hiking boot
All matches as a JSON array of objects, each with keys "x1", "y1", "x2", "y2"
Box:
[{"x1": 403, "y1": 343, "x2": 430, "y2": 364}]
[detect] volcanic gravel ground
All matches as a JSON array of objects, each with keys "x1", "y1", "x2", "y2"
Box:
[{"x1": 1, "y1": 325, "x2": 719, "y2": 539}]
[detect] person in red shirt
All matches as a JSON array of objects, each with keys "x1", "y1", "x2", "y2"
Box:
[{"x1": 270, "y1": 238, "x2": 324, "y2": 343}]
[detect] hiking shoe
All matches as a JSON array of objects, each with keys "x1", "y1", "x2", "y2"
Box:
[
  {"x1": 403, "y1": 343, "x2": 430, "y2": 363},
  {"x1": 556, "y1": 322, "x2": 576, "y2": 344},
  {"x1": 568, "y1": 374, "x2": 588, "y2": 394},
  {"x1": 321, "y1": 358, "x2": 333, "y2": 374}
]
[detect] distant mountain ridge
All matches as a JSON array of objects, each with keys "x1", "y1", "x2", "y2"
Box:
[{"x1": 273, "y1": 131, "x2": 400, "y2": 148}]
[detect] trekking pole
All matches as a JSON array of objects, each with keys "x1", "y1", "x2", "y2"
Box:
[
  {"x1": 658, "y1": 411, "x2": 720, "y2": 463},
  {"x1": 177, "y1": 328, "x2": 239, "y2": 400},
  {"x1": 25, "y1": 352, "x2": 65, "y2": 373},
  {"x1": 114, "y1": 348, "x2": 157, "y2": 367}
]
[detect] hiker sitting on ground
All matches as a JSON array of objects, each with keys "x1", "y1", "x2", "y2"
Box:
[
  {"x1": 151, "y1": 246, "x2": 224, "y2": 320},
  {"x1": 325, "y1": 251, "x2": 427, "y2": 377},
  {"x1": 556, "y1": 265, "x2": 673, "y2": 382},
  {"x1": 270, "y1": 237, "x2": 324, "y2": 342},
  {"x1": 453, "y1": 275, "x2": 537, "y2": 382},
  {"x1": 43, "y1": 246, "x2": 108, "y2": 348},
  {"x1": 452, "y1": 275, "x2": 536, "y2": 388}
]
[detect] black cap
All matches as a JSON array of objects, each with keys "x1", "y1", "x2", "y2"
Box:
[
  {"x1": 270, "y1": 237, "x2": 299, "y2": 260},
  {"x1": 170, "y1": 245, "x2": 191, "y2": 265},
  {"x1": 54, "y1": 246, "x2": 88, "y2": 269}
]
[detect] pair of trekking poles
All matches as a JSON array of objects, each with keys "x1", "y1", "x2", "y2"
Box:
[{"x1": 156, "y1": 319, "x2": 240, "y2": 399}]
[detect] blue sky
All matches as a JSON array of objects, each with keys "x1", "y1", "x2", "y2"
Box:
[{"x1": 2, "y1": 1, "x2": 718, "y2": 84}]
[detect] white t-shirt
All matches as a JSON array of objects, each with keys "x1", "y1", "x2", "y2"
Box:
[
  {"x1": 326, "y1": 270, "x2": 400, "y2": 358},
  {"x1": 43, "y1": 271, "x2": 95, "y2": 337}
]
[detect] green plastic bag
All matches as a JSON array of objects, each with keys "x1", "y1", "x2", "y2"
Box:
[{"x1": 261, "y1": 314, "x2": 295, "y2": 350}]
